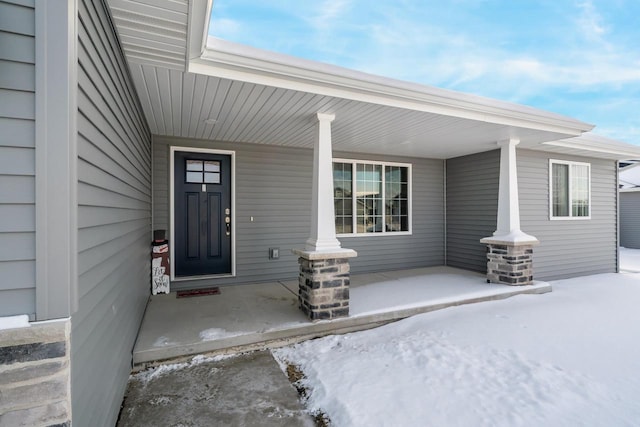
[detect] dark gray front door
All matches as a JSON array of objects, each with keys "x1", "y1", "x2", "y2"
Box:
[{"x1": 174, "y1": 151, "x2": 232, "y2": 277}]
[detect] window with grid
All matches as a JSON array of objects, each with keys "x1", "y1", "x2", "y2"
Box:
[
  {"x1": 550, "y1": 160, "x2": 590, "y2": 219},
  {"x1": 333, "y1": 160, "x2": 411, "y2": 234}
]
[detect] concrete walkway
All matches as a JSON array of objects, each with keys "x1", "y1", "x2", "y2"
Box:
[
  {"x1": 117, "y1": 350, "x2": 315, "y2": 427},
  {"x1": 133, "y1": 267, "x2": 551, "y2": 367},
  {"x1": 120, "y1": 268, "x2": 553, "y2": 426}
]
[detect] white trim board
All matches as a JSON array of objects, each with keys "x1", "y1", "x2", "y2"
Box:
[{"x1": 169, "y1": 146, "x2": 237, "y2": 281}]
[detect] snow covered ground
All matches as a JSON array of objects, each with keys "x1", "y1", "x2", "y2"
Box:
[
  {"x1": 620, "y1": 247, "x2": 640, "y2": 272},
  {"x1": 273, "y1": 251, "x2": 640, "y2": 427}
]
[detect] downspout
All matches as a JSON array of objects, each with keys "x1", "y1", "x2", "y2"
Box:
[{"x1": 443, "y1": 159, "x2": 447, "y2": 266}]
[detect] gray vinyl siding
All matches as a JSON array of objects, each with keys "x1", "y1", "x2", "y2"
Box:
[
  {"x1": 620, "y1": 191, "x2": 640, "y2": 249},
  {"x1": 446, "y1": 150, "x2": 499, "y2": 272},
  {"x1": 153, "y1": 136, "x2": 444, "y2": 288},
  {"x1": 337, "y1": 153, "x2": 444, "y2": 273},
  {"x1": 72, "y1": 1, "x2": 151, "y2": 426},
  {"x1": 0, "y1": 0, "x2": 36, "y2": 317},
  {"x1": 518, "y1": 149, "x2": 618, "y2": 280}
]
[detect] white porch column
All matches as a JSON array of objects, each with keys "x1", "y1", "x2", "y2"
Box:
[
  {"x1": 481, "y1": 138, "x2": 538, "y2": 286},
  {"x1": 306, "y1": 112, "x2": 342, "y2": 251},
  {"x1": 293, "y1": 112, "x2": 356, "y2": 320},
  {"x1": 488, "y1": 138, "x2": 537, "y2": 242}
]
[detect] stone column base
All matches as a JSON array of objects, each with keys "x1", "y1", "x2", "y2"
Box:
[
  {"x1": 480, "y1": 239, "x2": 537, "y2": 285},
  {"x1": 0, "y1": 317, "x2": 71, "y2": 426},
  {"x1": 292, "y1": 249, "x2": 357, "y2": 321}
]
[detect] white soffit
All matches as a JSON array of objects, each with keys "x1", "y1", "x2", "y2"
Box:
[
  {"x1": 129, "y1": 63, "x2": 578, "y2": 159},
  {"x1": 619, "y1": 161, "x2": 640, "y2": 189},
  {"x1": 107, "y1": 0, "x2": 189, "y2": 70}
]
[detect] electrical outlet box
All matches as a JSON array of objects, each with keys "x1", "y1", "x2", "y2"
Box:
[{"x1": 269, "y1": 247, "x2": 279, "y2": 260}]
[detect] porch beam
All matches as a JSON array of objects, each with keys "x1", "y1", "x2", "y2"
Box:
[{"x1": 306, "y1": 112, "x2": 342, "y2": 251}]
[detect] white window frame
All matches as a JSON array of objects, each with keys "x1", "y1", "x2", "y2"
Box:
[
  {"x1": 333, "y1": 158, "x2": 412, "y2": 237},
  {"x1": 549, "y1": 159, "x2": 591, "y2": 220}
]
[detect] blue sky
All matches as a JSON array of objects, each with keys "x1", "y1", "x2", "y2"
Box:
[{"x1": 209, "y1": 0, "x2": 640, "y2": 145}]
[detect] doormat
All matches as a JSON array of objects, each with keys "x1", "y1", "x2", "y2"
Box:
[{"x1": 176, "y1": 287, "x2": 220, "y2": 298}]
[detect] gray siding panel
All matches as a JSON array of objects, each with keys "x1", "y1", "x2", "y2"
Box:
[
  {"x1": 620, "y1": 192, "x2": 640, "y2": 249},
  {"x1": 0, "y1": 0, "x2": 35, "y2": 316},
  {"x1": 0, "y1": 60, "x2": 35, "y2": 91},
  {"x1": 0, "y1": 232, "x2": 34, "y2": 260},
  {"x1": 153, "y1": 136, "x2": 445, "y2": 288},
  {"x1": 0, "y1": 289, "x2": 34, "y2": 316},
  {"x1": 0, "y1": 175, "x2": 34, "y2": 203},
  {"x1": 446, "y1": 150, "x2": 499, "y2": 272},
  {"x1": 0, "y1": 1, "x2": 34, "y2": 35},
  {"x1": 0, "y1": 117, "x2": 34, "y2": 147},
  {"x1": 518, "y1": 149, "x2": 618, "y2": 280},
  {"x1": 0, "y1": 88, "x2": 34, "y2": 119},
  {"x1": 0, "y1": 146, "x2": 34, "y2": 174},
  {"x1": 0, "y1": 31, "x2": 34, "y2": 63},
  {"x1": 445, "y1": 149, "x2": 617, "y2": 280},
  {"x1": 72, "y1": 1, "x2": 151, "y2": 426}
]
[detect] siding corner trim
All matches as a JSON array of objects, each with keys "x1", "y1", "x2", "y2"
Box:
[{"x1": 35, "y1": 0, "x2": 79, "y2": 320}]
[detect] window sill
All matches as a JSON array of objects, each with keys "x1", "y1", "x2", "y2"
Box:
[
  {"x1": 549, "y1": 216, "x2": 591, "y2": 221},
  {"x1": 337, "y1": 231, "x2": 413, "y2": 238}
]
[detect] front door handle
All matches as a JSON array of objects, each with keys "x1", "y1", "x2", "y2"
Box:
[{"x1": 225, "y1": 216, "x2": 231, "y2": 236}]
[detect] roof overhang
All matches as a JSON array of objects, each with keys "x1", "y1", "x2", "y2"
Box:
[
  {"x1": 193, "y1": 37, "x2": 592, "y2": 137},
  {"x1": 105, "y1": 0, "x2": 640, "y2": 161},
  {"x1": 535, "y1": 133, "x2": 640, "y2": 161}
]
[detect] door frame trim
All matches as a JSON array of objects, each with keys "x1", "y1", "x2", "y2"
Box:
[{"x1": 169, "y1": 146, "x2": 236, "y2": 281}]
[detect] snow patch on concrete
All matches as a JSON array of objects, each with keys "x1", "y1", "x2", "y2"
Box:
[
  {"x1": 199, "y1": 327, "x2": 246, "y2": 341},
  {"x1": 131, "y1": 353, "x2": 240, "y2": 384},
  {"x1": 0, "y1": 314, "x2": 30, "y2": 331},
  {"x1": 152, "y1": 336, "x2": 178, "y2": 347}
]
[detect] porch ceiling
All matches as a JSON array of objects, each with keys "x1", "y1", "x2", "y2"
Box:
[
  {"x1": 106, "y1": 0, "x2": 190, "y2": 70},
  {"x1": 129, "y1": 62, "x2": 578, "y2": 159},
  {"x1": 107, "y1": 0, "x2": 600, "y2": 160}
]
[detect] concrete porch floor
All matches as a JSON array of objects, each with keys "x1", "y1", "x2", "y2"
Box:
[{"x1": 133, "y1": 266, "x2": 551, "y2": 367}]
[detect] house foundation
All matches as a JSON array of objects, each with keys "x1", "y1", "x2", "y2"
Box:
[
  {"x1": 483, "y1": 242, "x2": 536, "y2": 285},
  {"x1": 293, "y1": 249, "x2": 357, "y2": 320}
]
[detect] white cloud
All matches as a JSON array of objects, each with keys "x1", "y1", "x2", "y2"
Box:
[
  {"x1": 576, "y1": 0, "x2": 607, "y2": 40},
  {"x1": 206, "y1": 0, "x2": 640, "y2": 144},
  {"x1": 209, "y1": 18, "x2": 242, "y2": 39},
  {"x1": 308, "y1": 0, "x2": 352, "y2": 31}
]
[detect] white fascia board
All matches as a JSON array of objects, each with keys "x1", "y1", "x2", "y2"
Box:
[
  {"x1": 620, "y1": 187, "x2": 640, "y2": 193},
  {"x1": 543, "y1": 133, "x2": 640, "y2": 160},
  {"x1": 189, "y1": 37, "x2": 593, "y2": 136},
  {"x1": 187, "y1": 0, "x2": 213, "y2": 63}
]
